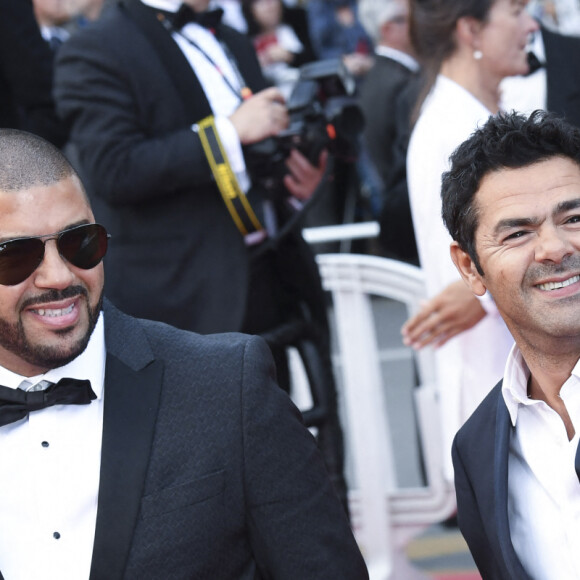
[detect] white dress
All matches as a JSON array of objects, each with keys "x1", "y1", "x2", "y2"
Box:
[{"x1": 407, "y1": 75, "x2": 514, "y2": 479}]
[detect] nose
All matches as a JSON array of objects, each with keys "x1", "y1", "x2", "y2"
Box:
[
  {"x1": 525, "y1": 11, "x2": 540, "y2": 34},
  {"x1": 31, "y1": 239, "x2": 75, "y2": 289},
  {"x1": 534, "y1": 226, "x2": 574, "y2": 264}
]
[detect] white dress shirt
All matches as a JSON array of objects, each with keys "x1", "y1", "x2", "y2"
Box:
[
  {"x1": 407, "y1": 75, "x2": 514, "y2": 480},
  {"x1": 0, "y1": 314, "x2": 106, "y2": 580},
  {"x1": 502, "y1": 346, "x2": 580, "y2": 579}
]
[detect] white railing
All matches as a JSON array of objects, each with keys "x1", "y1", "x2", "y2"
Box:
[{"x1": 300, "y1": 223, "x2": 455, "y2": 579}]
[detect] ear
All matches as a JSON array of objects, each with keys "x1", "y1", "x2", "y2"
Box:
[
  {"x1": 456, "y1": 15, "x2": 483, "y2": 51},
  {"x1": 450, "y1": 241, "x2": 487, "y2": 297}
]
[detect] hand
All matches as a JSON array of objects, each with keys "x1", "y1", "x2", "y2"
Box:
[
  {"x1": 283, "y1": 149, "x2": 328, "y2": 201},
  {"x1": 229, "y1": 87, "x2": 288, "y2": 145},
  {"x1": 401, "y1": 280, "x2": 487, "y2": 349}
]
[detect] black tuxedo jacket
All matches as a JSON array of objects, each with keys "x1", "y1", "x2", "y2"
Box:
[
  {"x1": 453, "y1": 382, "x2": 545, "y2": 579},
  {"x1": 54, "y1": 1, "x2": 320, "y2": 335},
  {"x1": 543, "y1": 26, "x2": 580, "y2": 128},
  {"x1": 0, "y1": 300, "x2": 367, "y2": 579}
]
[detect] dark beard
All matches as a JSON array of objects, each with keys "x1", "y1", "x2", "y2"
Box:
[{"x1": 0, "y1": 285, "x2": 103, "y2": 371}]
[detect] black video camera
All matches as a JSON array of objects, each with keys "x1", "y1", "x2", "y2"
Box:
[{"x1": 244, "y1": 59, "x2": 365, "y2": 198}]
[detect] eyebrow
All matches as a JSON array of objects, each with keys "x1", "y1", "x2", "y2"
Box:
[{"x1": 493, "y1": 197, "x2": 580, "y2": 236}]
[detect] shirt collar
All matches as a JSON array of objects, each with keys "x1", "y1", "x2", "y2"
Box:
[
  {"x1": 140, "y1": 0, "x2": 181, "y2": 11},
  {"x1": 0, "y1": 312, "x2": 106, "y2": 400},
  {"x1": 502, "y1": 342, "x2": 580, "y2": 426},
  {"x1": 501, "y1": 343, "x2": 532, "y2": 426},
  {"x1": 375, "y1": 45, "x2": 419, "y2": 72}
]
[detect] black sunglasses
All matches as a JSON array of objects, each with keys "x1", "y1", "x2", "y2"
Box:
[{"x1": 0, "y1": 223, "x2": 110, "y2": 286}]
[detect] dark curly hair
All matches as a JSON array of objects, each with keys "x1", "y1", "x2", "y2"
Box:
[{"x1": 441, "y1": 110, "x2": 580, "y2": 274}]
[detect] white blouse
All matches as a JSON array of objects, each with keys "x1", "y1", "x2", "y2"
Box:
[{"x1": 407, "y1": 75, "x2": 515, "y2": 480}]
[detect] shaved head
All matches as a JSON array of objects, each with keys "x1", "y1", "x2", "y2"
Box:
[{"x1": 0, "y1": 129, "x2": 81, "y2": 193}]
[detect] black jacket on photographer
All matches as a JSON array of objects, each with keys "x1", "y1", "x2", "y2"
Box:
[{"x1": 54, "y1": 0, "x2": 329, "y2": 343}]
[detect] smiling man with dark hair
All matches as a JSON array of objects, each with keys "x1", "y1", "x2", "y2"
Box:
[{"x1": 443, "y1": 110, "x2": 580, "y2": 579}]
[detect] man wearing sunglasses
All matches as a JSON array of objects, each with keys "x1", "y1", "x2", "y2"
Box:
[{"x1": 0, "y1": 129, "x2": 368, "y2": 579}]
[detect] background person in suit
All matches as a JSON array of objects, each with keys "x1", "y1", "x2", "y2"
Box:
[
  {"x1": 32, "y1": 0, "x2": 108, "y2": 51},
  {"x1": 500, "y1": 25, "x2": 580, "y2": 127},
  {"x1": 54, "y1": 0, "x2": 349, "y2": 507},
  {"x1": 0, "y1": 0, "x2": 67, "y2": 147},
  {"x1": 0, "y1": 128, "x2": 368, "y2": 580},
  {"x1": 443, "y1": 110, "x2": 580, "y2": 580},
  {"x1": 357, "y1": 0, "x2": 420, "y2": 263}
]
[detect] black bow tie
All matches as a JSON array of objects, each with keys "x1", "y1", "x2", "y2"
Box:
[
  {"x1": 525, "y1": 51, "x2": 545, "y2": 76},
  {"x1": 0, "y1": 378, "x2": 96, "y2": 427},
  {"x1": 171, "y1": 4, "x2": 223, "y2": 30}
]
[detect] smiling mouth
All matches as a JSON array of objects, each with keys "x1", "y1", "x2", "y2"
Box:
[
  {"x1": 536, "y1": 275, "x2": 580, "y2": 291},
  {"x1": 32, "y1": 303, "x2": 75, "y2": 317}
]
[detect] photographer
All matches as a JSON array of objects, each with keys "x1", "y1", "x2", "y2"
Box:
[{"x1": 54, "y1": 0, "x2": 348, "y2": 506}]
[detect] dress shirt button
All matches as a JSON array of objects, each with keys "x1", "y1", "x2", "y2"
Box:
[
  {"x1": 41, "y1": 441, "x2": 49, "y2": 448},
  {"x1": 53, "y1": 532, "x2": 61, "y2": 539}
]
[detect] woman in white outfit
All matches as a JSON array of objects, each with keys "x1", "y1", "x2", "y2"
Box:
[{"x1": 402, "y1": 0, "x2": 538, "y2": 479}]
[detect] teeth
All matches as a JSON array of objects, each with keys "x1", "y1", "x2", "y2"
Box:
[
  {"x1": 537, "y1": 275, "x2": 580, "y2": 291},
  {"x1": 35, "y1": 303, "x2": 75, "y2": 317}
]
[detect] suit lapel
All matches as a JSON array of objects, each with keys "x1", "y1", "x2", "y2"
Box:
[
  {"x1": 121, "y1": 0, "x2": 266, "y2": 125},
  {"x1": 122, "y1": 0, "x2": 212, "y2": 123},
  {"x1": 89, "y1": 303, "x2": 164, "y2": 580},
  {"x1": 217, "y1": 25, "x2": 267, "y2": 93},
  {"x1": 493, "y1": 394, "x2": 531, "y2": 579}
]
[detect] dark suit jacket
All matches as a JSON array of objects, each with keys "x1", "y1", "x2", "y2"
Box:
[
  {"x1": 54, "y1": 0, "x2": 321, "y2": 335},
  {"x1": 543, "y1": 26, "x2": 580, "y2": 128},
  {"x1": 0, "y1": 0, "x2": 67, "y2": 146},
  {"x1": 36, "y1": 299, "x2": 365, "y2": 580},
  {"x1": 452, "y1": 383, "x2": 534, "y2": 579},
  {"x1": 359, "y1": 54, "x2": 420, "y2": 263},
  {"x1": 359, "y1": 54, "x2": 416, "y2": 188}
]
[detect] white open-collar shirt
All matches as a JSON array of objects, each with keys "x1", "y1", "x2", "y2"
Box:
[{"x1": 503, "y1": 345, "x2": 580, "y2": 579}]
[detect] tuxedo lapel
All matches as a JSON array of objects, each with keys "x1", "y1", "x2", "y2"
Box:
[
  {"x1": 89, "y1": 303, "x2": 164, "y2": 580},
  {"x1": 122, "y1": 0, "x2": 267, "y2": 125},
  {"x1": 122, "y1": 0, "x2": 213, "y2": 124},
  {"x1": 217, "y1": 26, "x2": 267, "y2": 93}
]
